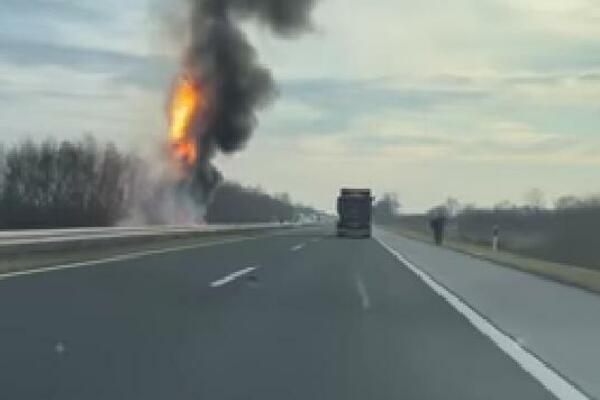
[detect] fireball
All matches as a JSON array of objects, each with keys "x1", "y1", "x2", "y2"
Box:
[{"x1": 168, "y1": 75, "x2": 205, "y2": 168}]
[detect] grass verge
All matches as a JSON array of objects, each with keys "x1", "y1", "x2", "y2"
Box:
[
  {"x1": 0, "y1": 230, "x2": 270, "y2": 276},
  {"x1": 381, "y1": 225, "x2": 600, "y2": 296}
]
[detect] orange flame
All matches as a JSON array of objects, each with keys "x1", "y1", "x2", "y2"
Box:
[{"x1": 168, "y1": 76, "x2": 205, "y2": 167}]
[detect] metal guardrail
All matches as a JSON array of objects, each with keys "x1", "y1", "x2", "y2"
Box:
[
  {"x1": 0, "y1": 224, "x2": 298, "y2": 246},
  {"x1": 0, "y1": 223, "x2": 302, "y2": 256}
]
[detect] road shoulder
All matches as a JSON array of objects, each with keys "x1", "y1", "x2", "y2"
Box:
[{"x1": 375, "y1": 227, "x2": 600, "y2": 400}]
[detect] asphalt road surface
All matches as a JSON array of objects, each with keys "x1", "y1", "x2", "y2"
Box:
[{"x1": 0, "y1": 227, "x2": 560, "y2": 399}]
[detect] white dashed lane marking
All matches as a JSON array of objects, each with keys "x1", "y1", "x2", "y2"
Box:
[
  {"x1": 210, "y1": 267, "x2": 258, "y2": 288},
  {"x1": 354, "y1": 274, "x2": 371, "y2": 310},
  {"x1": 291, "y1": 243, "x2": 305, "y2": 252}
]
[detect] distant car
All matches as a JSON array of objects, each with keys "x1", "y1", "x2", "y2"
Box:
[{"x1": 336, "y1": 188, "x2": 373, "y2": 238}]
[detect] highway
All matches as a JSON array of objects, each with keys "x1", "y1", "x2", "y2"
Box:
[{"x1": 0, "y1": 226, "x2": 589, "y2": 399}]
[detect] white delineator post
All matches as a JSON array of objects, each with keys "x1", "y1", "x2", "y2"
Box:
[{"x1": 492, "y1": 225, "x2": 499, "y2": 252}]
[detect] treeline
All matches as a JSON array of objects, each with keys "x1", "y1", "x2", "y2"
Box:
[
  {"x1": 206, "y1": 182, "x2": 317, "y2": 224},
  {"x1": 455, "y1": 205, "x2": 600, "y2": 270},
  {"x1": 0, "y1": 137, "x2": 133, "y2": 228},
  {"x1": 373, "y1": 193, "x2": 400, "y2": 223},
  {"x1": 0, "y1": 138, "x2": 316, "y2": 229}
]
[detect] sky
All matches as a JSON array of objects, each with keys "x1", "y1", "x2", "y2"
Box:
[{"x1": 1, "y1": 0, "x2": 600, "y2": 212}]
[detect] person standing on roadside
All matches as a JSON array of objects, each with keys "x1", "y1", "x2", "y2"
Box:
[{"x1": 430, "y1": 213, "x2": 447, "y2": 246}]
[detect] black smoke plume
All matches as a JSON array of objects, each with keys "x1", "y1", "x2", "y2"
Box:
[{"x1": 178, "y1": 0, "x2": 317, "y2": 205}]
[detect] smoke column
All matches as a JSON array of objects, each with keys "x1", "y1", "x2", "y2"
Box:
[{"x1": 175, "y1": 0, "x2": 317, "y2": 206}]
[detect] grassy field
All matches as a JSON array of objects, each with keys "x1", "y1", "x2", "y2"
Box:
[{"x1": 381, "y1": 223, "x2": 600, "y2": 296}]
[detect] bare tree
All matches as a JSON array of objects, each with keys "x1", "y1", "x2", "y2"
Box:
[
  {"x1": 494, "y1": 200, "x2": 514, "y2": 210},
  {"x1": 555, "y1": 195, "x2": 581, "y2": 210},
  {"x1": 373, "y1": 193, "x2": 400, "y2": 223},
  {"x1": 524, "y1": 188, "x2": 546, "y2": 209},
  {"x1": 445, "y1": 197, "x2": 462, "y2": 217}
]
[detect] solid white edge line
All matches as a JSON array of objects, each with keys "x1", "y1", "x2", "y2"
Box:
[
  {"x1": 0, "y1": 228, "x2": 299, "y2": 281},
  {"x1": 374, "y1": 236, "x2": 590, "y2": 400},
  {"x1": 210, "y1": 267, "x2": 257, "y2": 288}
]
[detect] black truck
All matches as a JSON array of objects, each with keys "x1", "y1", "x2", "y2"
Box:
[{"x1": 336, "y1": 188, "x2": 373, "y2": 238}]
